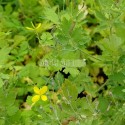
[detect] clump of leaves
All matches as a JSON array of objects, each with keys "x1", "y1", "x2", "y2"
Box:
[{"x1": 1, "y1": 0, "x2": 125, "y2": 125}]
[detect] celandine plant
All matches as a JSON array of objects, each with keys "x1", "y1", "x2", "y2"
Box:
[{"x1": 0, "y1": 0, "x2": 125, "y2": 125}]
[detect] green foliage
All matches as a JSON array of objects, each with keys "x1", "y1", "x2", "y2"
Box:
[{"x1": 1, "y1": 0, "x2": 125, "y2": 124}]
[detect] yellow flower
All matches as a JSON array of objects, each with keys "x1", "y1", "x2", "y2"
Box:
[
  {"x1": 25, "y1": 22, "x2": 42, "y2": 33},
  {"x1": 32, "y1": 86, "x2": 48, "y2": 103}
]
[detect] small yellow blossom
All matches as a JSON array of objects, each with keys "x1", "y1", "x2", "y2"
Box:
[
  {"x1": 25, "y1": 22, "x2": 42, "y2": 33},
  {"x1": 32, "y1": 86, "x2": 48, "y2": 103}
]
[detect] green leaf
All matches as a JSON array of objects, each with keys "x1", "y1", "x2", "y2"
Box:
[
  {"x1": 4, "y1": 90, "x2": 17, "y2": 106},
  {"x1": 39, "y1": 67, "x2": 50, "y2": 76},
  {"x1": 26, "y1": 96, "x2": 33, "y2": 105},
  {"x1": 0, "y1": 89, "x2": 17, "y2": 107},
  {"x1": 0, "y1": 78, "x2": 4, "y2": 88},
  {"x1": 109, "y1": 72, "x2": 125, "y2": 82},
  {"x1": 40, "y1": 32, "x2": 54, "y2": 46},
  {"x1": 112, "y1": 86, "x2": 125, "y2": 100},
  {"x1": 98, "y1": 34, "x2": 123, "y2": 53},
  {"x1": 63, "y1": 68, "x2": 80, "y2": 77},
  {"x1": 114, "y1": 22, "x2": 125, "y2": 41},
  {"x1": 84, "y1": 82, "x2": 97, "y2": 97},
  {"x1": 7, "y1": 105, "x2": 18, "y2": 116},
  {"x1": 44, "y1": 7, "x2": 59, "y2": 24},
  {"x1": 13, "y1": 35, "x2": 26, "y2": 48},
  {"x1": 98, "y1": 97, "x2": 109, "y2": 112},
  {"x1": 0, "y1": 47, "x2": 11, "y2": 65},
  {"x1": 71, "y1": 27, "x2": 87, "y2": 45},
  {"x1": 122, "y1": 89, "x2": 125, "y2": 93},
  {"x1": 0, "y1": 31, "x2": 10, "y2": 48},
  {"x1": 118, "y1": 55, "x2": 125, "y2": 64},
  {"x1": 58, "y1": 50, "x2": 80, "y2": 60},
  {"x1": 5, "y1": 4, "x2": 12, "y2": 14},
  {"x1": 54, "y1": 72, "x2": 64, "y2": 85},
  {"x1": 0, "y1": 73, "x2": 10, "y2": 79},
  {"x1": 61, "y1": 79, "x2": 78, "y2": 101},
  {"x1": 0, "y1": 119, "x2": 5, "y2": 125},
  {"x1": 59, "y1": 18, "x2": 72, "y2": 35},
  {"x1": 18, "y1": 63, "x2": 40, "y2": 80},
  {"x1": 97, "y1": 0, "x2": 114, "y2": 8},
  {"x1": 76, "y1": 98, "x2": 91, "y2": 110},
  {"x1": 94, "y1": 10, "x2": 107, "y2": 21}
]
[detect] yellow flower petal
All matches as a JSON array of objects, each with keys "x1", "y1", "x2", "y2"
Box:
[
  {"x1": 32, "y1": 95, "x2": 40, "y2": 103},
  {"x1": 41, "y1": 95, "x2": 47, "y2": 101},
  {"x1": 25, "y1": 27, "x2": 34, "y2": 31},
  {"x1": 33, "y1": 86, "x2": 40, "y2": 94},
  {"x1": 40, "y1": 86, "x2": 48, "y2": 95},
  {"x1": 35, "y1": 23, "x2": 42, "y2": 30}
]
